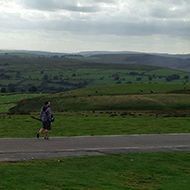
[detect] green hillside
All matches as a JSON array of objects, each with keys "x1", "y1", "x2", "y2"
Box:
[{"x1": 9, "y1": 83, "x2": 190, "y2": 114}]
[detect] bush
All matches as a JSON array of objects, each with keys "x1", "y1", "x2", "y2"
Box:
[
  {"x1": 1, "y1": 87, "x2": 6, "y2": 93},
  {"x1": 166, "y1": 74, "x2": 180, "y2": 82},
  {"x1": 29, "y1": 86, "x2": 37, "y2": 92}
]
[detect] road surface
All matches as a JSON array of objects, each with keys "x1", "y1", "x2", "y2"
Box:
[{"x1": 0, "y1": 134, "x2": 190, "y2": 161}]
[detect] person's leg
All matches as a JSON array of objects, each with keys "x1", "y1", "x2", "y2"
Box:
[
  {"x1": 44, "y1": 122, "x2": 51, "y2": 139},
  {"x1": 45, "y1": 130, "x2": 49, "y2": 138},
  {"x1": 39, "y1": 128, "x2": 45, "y2": 134},
  {"x1": 37, "y1": 127, "x2": 45, "y2": 138},
  {"x1": 44, "y1": 130, "x2": 50, "y2": 139}
]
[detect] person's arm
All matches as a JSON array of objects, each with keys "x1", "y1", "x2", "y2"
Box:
[{"x1": 40, "y1": 107, "x2": 43, "y2": 121}]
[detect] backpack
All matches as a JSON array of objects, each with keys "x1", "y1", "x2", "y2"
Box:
[{"x1": 41, "y1": 106, "x2": 49, "y2": 122}]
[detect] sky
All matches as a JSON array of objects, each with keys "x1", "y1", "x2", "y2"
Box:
[{"x1": 0, "y1": 0, "x2": 190, "y2": 54}]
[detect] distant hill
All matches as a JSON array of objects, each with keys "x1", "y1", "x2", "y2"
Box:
[
  {"x1": 88, "y1": 54, "x2": 190, "y2": 72},
  {"x1": 0, "y1": 50, "x2": 67, "y2": 57},
  {"x1": 78, "y1": 51, "x2": 190, "y2": 59},
  {"x1": 1, "y1": 49, "x2": 190, "y2": 58},
  {"x1": 0, "y1": 49, "x2": 190, "y2": 72}
]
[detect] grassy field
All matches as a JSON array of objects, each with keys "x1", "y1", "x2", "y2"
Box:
[
  {"x1": 1, "y1": 114, "x2": 190, "y2": 138},
  {"x1": 1, "y1": 153, "x2": 190, "y2": 190}
]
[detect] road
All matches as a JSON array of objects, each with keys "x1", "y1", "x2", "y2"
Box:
[{"x1": 0, "y1": 134, "x2": 190, "y2": 161}]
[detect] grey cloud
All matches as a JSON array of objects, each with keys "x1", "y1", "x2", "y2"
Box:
[
  {"x1": 150, "y1": 7, "x2": 188, "y2": 19},
  {"x1": 0, "y1": 0, "x2": 190, "y2": 53},
  {"x1": 38, "y1": 16, "x2": 190, "y2": 40},
  {"x1": 20, "y1": 0, "x2": 100, "y2": 12},
  {"x1": 1, "y1": 0, "x2": 190, "y2": 42},
  {"x1": 148, "y1": 0, "x2": 190, "y2": 18},
  {"x1": 87, "y1": 0, "x2": 116, "y2": 3},
  {"x1": 1, "y1": 9, "x2": 189, "y2": 40}
]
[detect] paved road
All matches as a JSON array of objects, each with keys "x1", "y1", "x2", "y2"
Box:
[{"x1": 0, "y1": 134, "x2": 190, "y2": 161}]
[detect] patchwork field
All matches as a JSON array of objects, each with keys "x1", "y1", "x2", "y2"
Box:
[{"x1": 1, "y1": 55, "x2": 190, "y2": 93}]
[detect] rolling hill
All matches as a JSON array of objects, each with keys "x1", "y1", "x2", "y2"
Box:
[{"x1": 9, "y1": 83, "x2": 190, "y2": 115}]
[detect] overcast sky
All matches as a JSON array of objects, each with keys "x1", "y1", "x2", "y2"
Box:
[{"x1": 0, "y1": 0, "x2": 189, "y2": 54}]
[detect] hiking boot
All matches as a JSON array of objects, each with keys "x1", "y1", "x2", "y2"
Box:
[
  {"x1": 44, "y1": 137, "x2": 50, "y2": 140},
  {"x1": 37, "y1": 133, "x2": 40, "y2": 139}
]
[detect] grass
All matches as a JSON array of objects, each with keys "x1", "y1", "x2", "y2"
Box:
[
  {"x1": 1, "y1": 152, "x2": 190, "y2": 189},
  {"x1": 0, "y1": 103, "x2": 16, "y2": 113},
  {"x1": 1, "y1": 115, "x2": 190, "y2": 138},
  {"x1": 0, "y1": 93, "x2": 48, "y2": 113},
  {"x1": 0, "y1": 93, "x2": 46, "y2": 104}
]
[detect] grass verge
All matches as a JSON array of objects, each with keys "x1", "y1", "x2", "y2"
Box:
[{"x1": 1, "y1": 152, "x2": 190, "y2": 190}]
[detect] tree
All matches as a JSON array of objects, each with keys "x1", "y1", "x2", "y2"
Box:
[
  {"x1": 184, "y1": 76, "x2": 189, "y2": 80},
  {"x1": 1, "y1": 87, "x2": 6, "y2": 93},
  {"x1": 52, "y1": 55, "x2": 59, "y2": 59},
  {"x1": 129, "y1": 72, "x2": 138, "y2": 75},
  {"x1": 9, "y1": 87, "x2": 15, "y2": 92},
  {"x1": 136, "y1": 77, "x2": 142, "y2": 81},
  {"x1": 16, "y1": 71, "x2": 21, "y2": 75},
  {"x1": 114, "y1": 76, "x2": 120, "y2": 80},
  {"x1": 8, "y1": 83, "x2": 15, "y2": 92},
  {"x1": 166, "y1": 74, "x2": 180, "y2": 82},
  {"x1": 148, "y1": 76, "x2": 152, "y2": 81},
  {"x1": 42, "y1": 75, "x2": 49, "y2": 80},
  {"x1": 53, "y1": 76, "x2": 59, "y2": 80},
  {"x1": 29, "y1": 86, "x2": 37, "y2": 92},
  {"x1": 166, "y1": 76, "x2": 172, "y2": 82}
]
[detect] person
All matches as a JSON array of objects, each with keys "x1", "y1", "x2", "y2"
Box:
[{"x1": 37, "y1": 101, "x2": 52, "y2": 140}]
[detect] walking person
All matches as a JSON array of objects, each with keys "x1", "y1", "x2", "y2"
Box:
[{"x1": 37, "y1": 101, "x2": 52, "y2": 140}]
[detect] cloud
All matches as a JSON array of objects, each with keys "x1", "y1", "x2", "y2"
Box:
[
  {"x1": 1, "y1": 0, "x2": 190, "y2": 37},
  {"x1": 0, "y1": 0, "x2": 190, "y2": 53},
  {"x1": 149, "y1": 1, "x2": 190, "y2": 19},
  {"x1": 20, "y1": 0, "x2": 101, "y2": 12},
  {"x1": 42, "y1": 18, "x2": 190, "y2": 41}
]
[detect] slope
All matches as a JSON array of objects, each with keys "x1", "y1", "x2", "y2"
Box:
[{"x1": 9, "y1": 83, "x2": 190, "y2": 114}]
